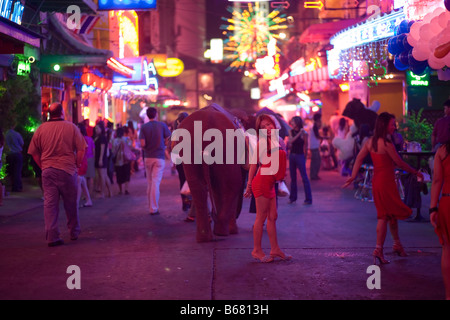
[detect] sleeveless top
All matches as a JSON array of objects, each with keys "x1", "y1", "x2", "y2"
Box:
[{"x1": 290, "y1": 129, "x2": 305, "y2": 155}]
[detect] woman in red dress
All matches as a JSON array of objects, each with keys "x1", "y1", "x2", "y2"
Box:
[
  {"x1": 430, "y1": 134, "x2": 450, "y2": 300},
  {"x1": 343, "y1": 112, "x2": 423, "y2": 265},
  {"x1": 244, "y1": 114, "x2": 290, "y2": 263}
]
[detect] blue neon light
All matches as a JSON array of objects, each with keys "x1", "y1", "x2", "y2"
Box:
[{"x1": 98, "y1": 0, "x2": 157, "y2": 11}]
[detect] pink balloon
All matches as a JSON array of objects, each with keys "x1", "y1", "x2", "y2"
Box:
[
  {"x1": 428, "y1": 54, "x2": 446, "y2": 70},
  {"x1": 438, "y1": 12, "x2": 449, "y2": 28},
  {"x1": 407, "y1": 34, "x2": 418, "y2": 47},
  {"x1": 409, "y1": 22, "x2": 422, "y2": 40},
  {"x1": 419, "y1": 24, "x2": 433, "y2": 39},
  {"x1": 412, "y1": 44, "x2": 430, "y2": 61}
]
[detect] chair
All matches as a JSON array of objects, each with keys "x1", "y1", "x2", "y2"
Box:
[{"x1": 354, "y1": 164, "x2": 374, "y2": 202}]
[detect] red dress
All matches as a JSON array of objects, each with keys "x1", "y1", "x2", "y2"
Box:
[
  {"x1": 370, "y1": 152, "x2": 412, "y2": 220},
  {"x1": 435, "y1": 156, "x2": 450, "y2": 245},
  {"x1": 252, "y1": 149, "x2": 287, "y2": 199}
]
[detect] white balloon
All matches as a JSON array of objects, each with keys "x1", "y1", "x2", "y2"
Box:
[
  {"x1": 429, "y1": 36, "x2": 439, "y2": 52},
  {"x1": 437, "y1": 28, "x2": 450, "y2": 46},
  {"x1": 432, "y1": 6, "x2": 446, "y2": 18},
  {"x1": 428, "y1": 54, "x2": 446, "y2": 70},
  {"x1": 430, "y1": 17, "x2": 443, "y2": 34},
  {"x1": 409, "y1": 21, "x2": 423, "y2": 40},
  {"x1": 412, "y1": 44, "x2": 430, "y2": 61},
  {"x1": 407, "y1": 33, "x2": 418, "y2": 47},
  {"x1": 419, "y1": 24, "x2": 433, "y2": 39},
  {"x1": 438, "y1": 12, "x2": 449, "y2": 29}
]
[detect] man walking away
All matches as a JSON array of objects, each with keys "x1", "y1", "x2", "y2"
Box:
[
  {"x1": 28, "y1": 103, "x2": 87, "y2": 247},
  {"x1": 139, "y1": 107, "x2": 171, "y2": 215}
]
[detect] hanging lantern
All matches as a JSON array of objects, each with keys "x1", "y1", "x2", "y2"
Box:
[
  {"x1": 81, "y1": 72, "x2": 94, "y2": 86},
  {"x1": 105, "y1": 80, "x2": 113, "y2": 91},
  {"x1": 99, "y1": 78, "x2": 106, "y2": 90},
  {"x1": 91, "y1": 75, "x2": 99, "y2": 88}
]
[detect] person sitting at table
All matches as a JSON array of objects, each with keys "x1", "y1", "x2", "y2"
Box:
[
  {"x1": 430, "y1": 130, "x2": 450, "y2": 300},
  {"x1": 343, "y1": 112, "x2": 423, "y2": 265},
  {"x1": 432, "y1": 99, "x2": 450, "y2": 152}
]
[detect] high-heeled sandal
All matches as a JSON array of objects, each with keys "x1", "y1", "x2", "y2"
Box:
[
  {"x1": 271, "y1": 252, "x2": 292, "y2": 261},
  {"x1": 373, "y1": 248, "x2": 390, "y2": 265},
  {"x1": 252, "y1": 253, "x2": 274, "y2": 263},
  {"x1": 393, "y1": 244, "x2": 408, "y2": 257}
]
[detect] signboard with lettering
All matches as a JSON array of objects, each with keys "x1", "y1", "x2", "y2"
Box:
[
  {"x1": 98, "y1": 0, "x2": 157, "y2": 11},
  {"x1": 0, "y1": 0, "x2": 24, "y2": 25}
]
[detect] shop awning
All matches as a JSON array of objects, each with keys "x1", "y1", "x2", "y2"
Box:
[
  {"x1": 40, "y1": 13, "x2": 112, "y2": 69},
  {"x1": 288, "y1": 65, "x2": 337, "y2": 92},
  {"x1": 0, "y1": 16, "x2": 41, "y2": 53},
  {"x1": 299, "y1": 19, "x2": 360, "y2": 43},
  {"x1": 27, "y1": 0, "x2": 97, "y2": 14}
]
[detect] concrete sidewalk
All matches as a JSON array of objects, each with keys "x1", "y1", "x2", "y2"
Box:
[
  {"x1": 0, "y1": 161, "x2": 445, "y2": 301},
  {"x1": 0, "y1": 177, "x2": 44, "y2": 217}
]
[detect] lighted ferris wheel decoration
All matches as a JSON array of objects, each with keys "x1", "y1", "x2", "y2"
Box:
[{"x1": 220, "y1": 2, "x2": 288, "y2": 71}]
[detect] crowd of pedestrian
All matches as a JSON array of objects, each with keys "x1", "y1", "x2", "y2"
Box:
[{"x1": 1, "y1": 98, "x2": 449, "y2": 299}]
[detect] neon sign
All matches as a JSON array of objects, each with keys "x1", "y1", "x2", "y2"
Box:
[
  {"x1": 17, "y1": 59, "x2": 30, "y2": 76},
  {"x1": 99, "y1": 0, "x2": 157, "y2": 10},
  {"x1": 0, "y1": 0, "x2": 24, "y2": 25},
  {"x1": 112, "y1": 57, "x2": 158, "y2": 93},
  {"x1": 330, "y1": 8, "x2": 405, "y2": 51},
  {"x1": 407, "y1": 70, "x2": 429, "y2": 86}
]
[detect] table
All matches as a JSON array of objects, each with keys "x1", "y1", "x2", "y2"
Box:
[{"x1": 399, "y1": 151, "x2": 435, "y2": 222}]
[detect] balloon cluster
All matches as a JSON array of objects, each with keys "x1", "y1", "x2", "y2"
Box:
[
  {"x1": 388, "y1": 20, "x2": 429, "y2": 75},
  {"x1": 408, "y1": 7, "x2": 450, "y2": 71}
]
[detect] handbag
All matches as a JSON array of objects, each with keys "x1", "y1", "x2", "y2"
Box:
[
  {"x1": 123, "y1": 141, "x2": 136, "y2": 162},
  {"x1": 277, "y1": 181, "x2": 290, "y2": 197},
  {"x1": 181, "y1": 181, "x2": 191, "y2": 196}
]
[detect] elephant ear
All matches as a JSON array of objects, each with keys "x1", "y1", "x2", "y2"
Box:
[{"x1": 209, "y1": 103, "x2": 242, "y2": 129}]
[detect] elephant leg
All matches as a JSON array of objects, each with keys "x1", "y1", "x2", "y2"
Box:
[
  {"x1": 183, "y1": 164, "x2": 212, "y2": 242},
  {"x1": 210, "y1": 166, "x2": 242, "y2": 236}
]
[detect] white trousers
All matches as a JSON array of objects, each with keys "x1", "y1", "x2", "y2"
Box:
[{"x1": 144, "y1": 158, "x2": 165, "y2": 213}]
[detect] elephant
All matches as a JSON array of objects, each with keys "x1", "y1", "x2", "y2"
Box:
[
  {"x1": 172, "y1": 104, "x2": 248, "y2": 242},
  {"x1": 342, "y1": 98, "x2": 378, "y2": 133}
]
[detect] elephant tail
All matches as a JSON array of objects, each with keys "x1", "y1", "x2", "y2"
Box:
[{"x1": 202, "y1": 162, "x2": 217, "y2": 220}]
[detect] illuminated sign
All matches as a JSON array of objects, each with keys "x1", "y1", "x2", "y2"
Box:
[
  {"x1": 99, "y1": 0, "x2": 157, "y2": 10},
  {"x1": 407, "y1": 70, "x2": 429, "y2": 86},
  {"x1": 210, "y1": 39, "x2": 223, "y2": 64},
  {"x1": 17, "y1": 59, "x2": 30, "y2": 76},
  {"x1": 156, "y1": 58, "x2": 184, "y2": 77},
  {"x1": 304, "y1": 1, "x2": 324, "y2": 10},
  {"x1": 0, "y1": 0, "x2": 24, "y2": 25},
  {"x1": 330, "y1": 8, "x2": 405, "y2": 51},
  {"x1": 112, "y1": 57, "x2": 158, "y2": 92}
]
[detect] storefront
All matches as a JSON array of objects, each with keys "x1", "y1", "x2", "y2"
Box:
[
  {"x1": 327, "y1": 8, "x2": 407, "y2": 119},
  {"x1": 39, "y1": 13, "x2": 120, "y2": 124}
]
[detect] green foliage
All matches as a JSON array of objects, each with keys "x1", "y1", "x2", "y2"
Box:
[
  {"x1": 0, "y1": 76, "x2": 40, "y2": 130},
  {"x1": 398, "y1": 108, "x2": 434, "y2": 151},
  {"x1": 0, "y1": 75, "x2": 41, "y2": 179}
]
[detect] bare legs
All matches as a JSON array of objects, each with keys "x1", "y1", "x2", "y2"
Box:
[
  {"x1": 95, "y1": 168, "x2": 112, "y2": 198},
  {"x1": 253, "y1": 196, "x2": 289, "y2": 261},
  {"x1": 374, "y1": 218, "x2": 406, "y2": 264},
  {"x1": 442, "y1": 241, "x2": 450, "y2": 300}
]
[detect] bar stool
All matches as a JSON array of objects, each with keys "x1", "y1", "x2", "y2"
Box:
[
  {"x1": 354, "y1": 164, "x2": 373, "y2": 202},
  {"x1": 395, "y1": 170, "x2": 406, "y2": 200}
]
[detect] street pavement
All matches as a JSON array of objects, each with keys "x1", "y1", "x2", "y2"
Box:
[{"x1": 0, "y1": 160, "x2": 445, "y2": 302}]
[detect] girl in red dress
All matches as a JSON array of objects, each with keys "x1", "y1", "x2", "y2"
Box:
[
  {"x1": 430, "y1": 133, "x2": 450, "y2": 300},
  {"x1": 244, "y1": 114, "x2": 290, "y2": 263},
  {"x1": 343, "y1": 112, "x2": 423, "y2": 265}
]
